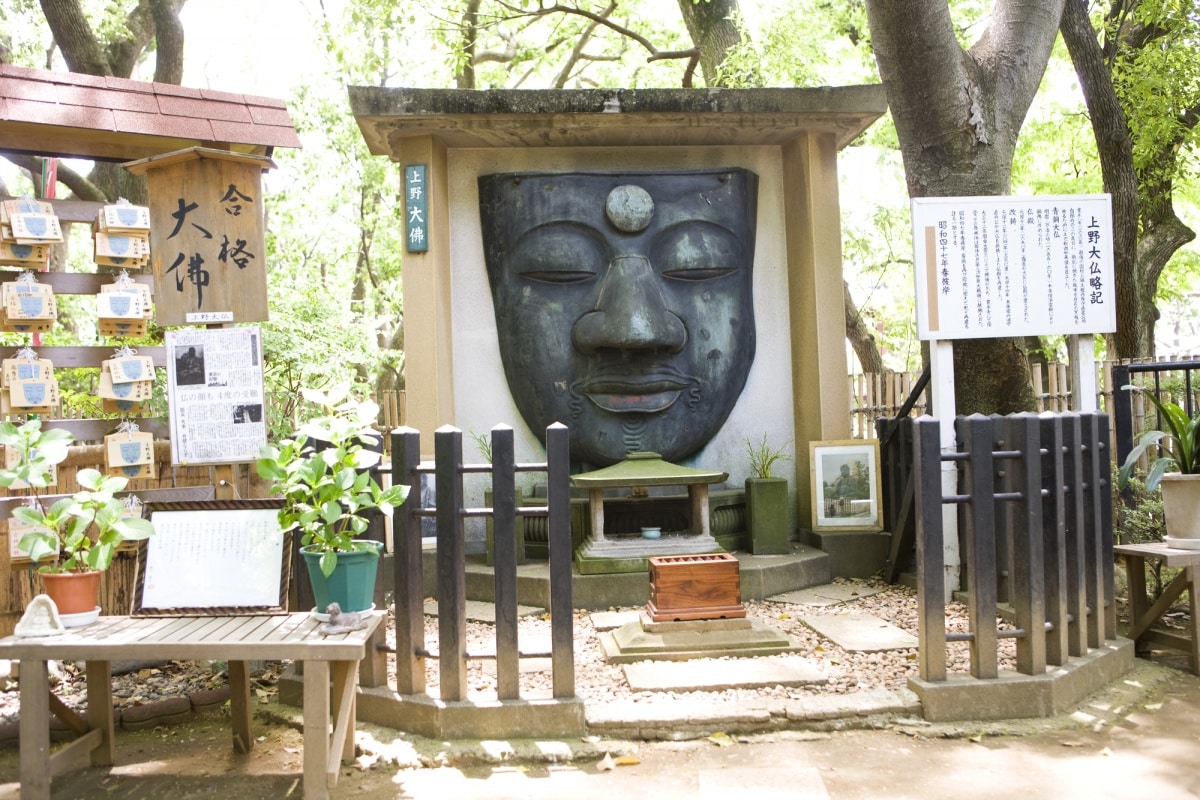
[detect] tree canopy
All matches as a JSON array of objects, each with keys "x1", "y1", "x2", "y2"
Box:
[{"x1": 2, "y1": 0, "x2": 1199, "y2": 418}]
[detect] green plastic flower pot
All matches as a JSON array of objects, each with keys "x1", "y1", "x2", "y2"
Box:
[{"x1": 300, "y1": 540, "x2": 382, "y2": 614}]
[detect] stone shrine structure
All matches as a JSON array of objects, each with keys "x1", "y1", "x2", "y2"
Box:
[{"x1": 349, "y1": 87, "x2": 885, "y2": 543}]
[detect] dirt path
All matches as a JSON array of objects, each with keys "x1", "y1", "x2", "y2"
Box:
[{"x1": 1, "y1": 660, "x2": 1197, "y2": 800}]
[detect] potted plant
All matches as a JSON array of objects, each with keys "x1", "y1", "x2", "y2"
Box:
[
  {"x1": 744, "y1": 433, "x2": 792, "y2": 555},
  {"x1": 1118, "y1": 386, "x2": 1200, "y2": 547},
  {"x1": 0, "y1": 420, "x2": 155, "y2": 617},
  {"x1": 256, "y1": 385, "x2": 408, "y2": 613}
]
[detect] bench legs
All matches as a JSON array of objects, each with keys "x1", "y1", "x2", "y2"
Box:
[
  {"x1": 18, "y1": 659, "x2": 50, "y2": 800},
  {"x1": 18, "y1": 658, "x2": 114, "y2": 800},
  {"x1": 18, "y1": 655, "x2": 364, "y2": 800},
  {"x1": 302, "y1": 659, "x2": 360, "y2": 800},
  {"x1": 228, "y1": 660, "x2": 253, "y2": 753},
  {"x1": 1122, "y1": 554, "x2": 1200, "y2": 674}
]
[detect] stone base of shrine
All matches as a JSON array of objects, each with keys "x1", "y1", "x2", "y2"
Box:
[{"x1": 598, "y1": 613, "x2": 803, "y2": 664}]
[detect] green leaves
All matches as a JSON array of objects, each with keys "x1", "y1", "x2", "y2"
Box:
[
  {"x1": 1118, "y1": 385, "x2": 1200, "y2": 491},
  {"x1": 257, "y1": 385, "x2": 409, "y2": 578},
  {"x1": 4, "y1": 424, "x2": 156, "y2": 573}
]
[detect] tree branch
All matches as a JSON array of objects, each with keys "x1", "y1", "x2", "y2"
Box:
[{"x1": 3, "y1": 154, "x2": 107, "y2": 203}]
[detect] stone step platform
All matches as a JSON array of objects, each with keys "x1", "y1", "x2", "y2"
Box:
[
  {"x1": 623, "y1": 654, "x2": 830, "y2": 692},
  {"x1": 600, "y1": 614, "x2": 804, "y2": 664}
]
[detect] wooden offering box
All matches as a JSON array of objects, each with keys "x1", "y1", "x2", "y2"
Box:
[{"x1": 647, "y1": 553, "x2": 746, "y2": 622}]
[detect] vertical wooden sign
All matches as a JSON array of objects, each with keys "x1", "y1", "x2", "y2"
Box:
[
  {"x1": 125, "y1": 147, "x2": 275, "y2": 327},
  {"x1": 404, "y1": 164, "x2": 428, "y2": 253}
]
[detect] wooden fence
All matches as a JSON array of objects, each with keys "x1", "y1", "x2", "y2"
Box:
[
  {"x1": 911, "y1": 412, "x2": 1116, "y2": 683},
  {"x1": 378, "y1": 423, "x2": 577, "y2": 736},
  {"x1": 851, "y1": 357, "x2": 1200, "y2": 440}
]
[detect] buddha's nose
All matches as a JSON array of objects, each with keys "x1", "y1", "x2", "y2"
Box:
[{"x1": 572, "y1": 255, "x2": 687, "y2": 354}]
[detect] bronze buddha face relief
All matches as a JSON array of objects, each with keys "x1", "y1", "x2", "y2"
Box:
[{"x1": 478, "y1": 168, "x2": 758, "y2": 465}]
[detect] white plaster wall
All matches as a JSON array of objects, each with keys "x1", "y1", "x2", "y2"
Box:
[{"x1": 447, "y1": 146, "x2": 798, "y2": 503}]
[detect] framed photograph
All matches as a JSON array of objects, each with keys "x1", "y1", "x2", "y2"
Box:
[
  {"x1": 132, "y1": 499, "x2": 290, "y2": 616},
  {"x1": 810, "y1": 439, "x2": 882, "y2": 532}
]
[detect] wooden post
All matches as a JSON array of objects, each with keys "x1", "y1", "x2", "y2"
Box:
[
  {"x1": 390, "y1": 427, "x2": 424, "y2": 695},
  {"x1": 490, "y1": 425, "x2": 519, "y2": 701},
  {"x1": 546, "y1": 422, "x2": 574, "y2": 699},
  {"x1": 434, "y1": 426, "x2": 467, "y2": 701},
  {"x1": 913, "y1": 416, "x2": 947, "y2": 682}
]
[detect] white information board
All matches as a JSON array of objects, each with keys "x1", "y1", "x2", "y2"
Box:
[
  {"x1": 133, "y1": 500, "x2": 290, "y2": 615},
  {"x1": 912, "y1": 195, "x2": 1116, "y2": 340}
]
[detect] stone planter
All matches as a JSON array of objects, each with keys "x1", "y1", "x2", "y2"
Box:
[
  {"x1": 745, "y1": 477, "x2": 790, "y2": 555},
  {"x1": 1160, "y1": 473, "x2": 1200, "y2": 547}
]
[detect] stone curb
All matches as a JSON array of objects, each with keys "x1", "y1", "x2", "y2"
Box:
[
  {"x1": 583, "y1": 687, "x2": 921, "y2": 740},
  {"x1": 0, "y1": 683, "x2": 921, "y2": 746},
  {"x1": 0, "y1": 685, "x2": 233, "y2": 742}
]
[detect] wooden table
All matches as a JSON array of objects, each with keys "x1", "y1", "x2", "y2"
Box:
[
  {"x1": 0, "y1": 612, "x2": 383, "y2": 800},
  {"x1": 1115, "y1": 542, "x2": 1200, "y2": 673}
]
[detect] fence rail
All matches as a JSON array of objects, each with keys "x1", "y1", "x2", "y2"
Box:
[{"x1": 851, "y1": 356, "x2": 1200, "y2": 441}]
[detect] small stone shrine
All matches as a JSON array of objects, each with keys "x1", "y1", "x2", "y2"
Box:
[
  {"x1": 570, "y1": 451, "x2": 727, "y2": 573},
  {"x1": 13, "y1": 595, "x2": 65, "y2": 638}
]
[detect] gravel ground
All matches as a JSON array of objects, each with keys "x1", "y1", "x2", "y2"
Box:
[{"x1": 0, "y1": 577, "x2": 1030, "y2": 728}]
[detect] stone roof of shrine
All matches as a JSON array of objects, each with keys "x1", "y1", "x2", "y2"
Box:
[{"x1": 349, "y1": 86, "x2": 887, "y2": 153}]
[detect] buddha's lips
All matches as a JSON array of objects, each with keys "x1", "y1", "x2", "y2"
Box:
[{"x1": 581, "y1": 378, "x2": 688, "y2": 413}]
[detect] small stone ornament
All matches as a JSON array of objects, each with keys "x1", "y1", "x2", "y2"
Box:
[
  {"x1": 317, "y1": 602, "x2": 368, "y2": 636},
  {"x1": 14, "y1": 594, "x2": 66, "y2": 638}
]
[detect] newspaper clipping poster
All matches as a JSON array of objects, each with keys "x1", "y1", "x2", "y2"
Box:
[{"x1": 166, "y1": 326, "x2": 266, "y2": 465}]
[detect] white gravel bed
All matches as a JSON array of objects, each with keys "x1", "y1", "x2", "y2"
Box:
[
  {"x1": 402, "y1": 577, "x2": 1017, "y2": 706},
  {"x1": 0, "y1": 577, "x2": 1018, "y2": 727}
]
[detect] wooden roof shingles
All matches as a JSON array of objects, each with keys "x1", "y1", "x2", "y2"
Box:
[{"x1": 0, "y1": 64, "x2": 301, "y2": 162}]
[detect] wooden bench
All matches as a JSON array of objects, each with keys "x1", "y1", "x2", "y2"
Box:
[
  {"x1": 1115, "y1": 542, "x2": 1200, "y2": 674},
  {"x1": 0, "y1": 611, "x2": 383, "y2": 800}
]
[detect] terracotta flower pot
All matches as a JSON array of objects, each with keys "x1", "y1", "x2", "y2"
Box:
[{"x1": 40, "y1": 570, "x2": 102, "y2": 615}]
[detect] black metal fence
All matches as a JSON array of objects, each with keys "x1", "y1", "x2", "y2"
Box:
[
  {"x1": 911, "y1": 412, "x2": 1116, "y2": 681},
  {"x1": 1111, "y1": 360, "x2": 1200, "y2": 470},
  {"x1": 385, "y1": 423, "x2": 574, "y2": 701}
]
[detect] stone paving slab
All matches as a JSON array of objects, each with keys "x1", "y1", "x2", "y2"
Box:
[
  {"x1": 589, "y1": 610, "x2": 642, "y2": 631},
  {"x1": 424, "y1": 599, "x2": 544, "y2": 622},
  {"x1": 699, "y1": 767, "x2": 830, "y2": 800},
  {"x1": 768, "y1": 582, "x2": 886, "y2": 607},
  {"x1": 799, "y1": 612, "x2": 918, "y2": 652},
  {"x1": 476, "y1": 633, "x2": 554, "y2": 675},
  {"x1": 623, "y1": 655, "x2": 828, "y2": 692}
]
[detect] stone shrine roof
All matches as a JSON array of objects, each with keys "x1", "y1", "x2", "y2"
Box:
[
  {"x1": 571, "y1": 452, "x2": 728, "y2": 489},
  {"x1": 349, "y1": 86, "x2": 887, "y2": 153}
]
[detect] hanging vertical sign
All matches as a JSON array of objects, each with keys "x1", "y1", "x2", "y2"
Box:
[
  {"x1": 911, "y1": 194, "x2": 1116, "y2": 340},
  {"x1": 404, "y1": 164, "x2": 428, "y2": 253},
  {"x1": 125, "y1": 147, "x2": 275, "y2": 327}
]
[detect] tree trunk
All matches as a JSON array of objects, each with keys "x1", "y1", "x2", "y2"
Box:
[
  {"x1": 676, "y1": 0, "x2": 744, "y2": 86},
  {"x1": 39, "y1": 0, "x2": 187, "y2": 206},
  {"x1": 865, "y1": 0, "x2": 1066, "y2": 414},
  {"x1": 457, "y1": 0, "x2": 481, "y2": 89},
  {"x1": 845, "y1": 281, "x2": 884, "y2": 373},
  {"x1": 1060, "y1": 0, "x2": 1144, "y2": 358}
]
